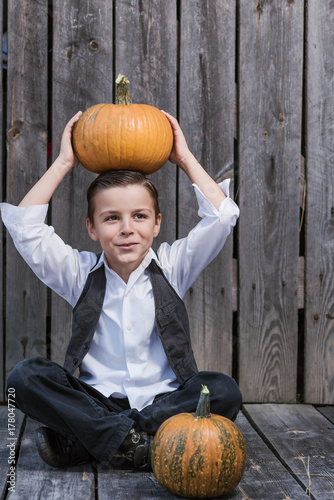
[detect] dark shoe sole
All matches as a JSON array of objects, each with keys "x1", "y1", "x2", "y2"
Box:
[{"x1": 35, "y1": 427, "x2": 91, "y2": 468}]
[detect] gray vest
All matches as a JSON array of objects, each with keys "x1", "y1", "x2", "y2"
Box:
[{"x1": 64, "y1": 259, "x2": 198, "y2": 383}]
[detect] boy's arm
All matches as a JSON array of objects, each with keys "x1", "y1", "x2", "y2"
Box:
[
  {"x1": 162, "y1": 112, "x2": 226, "y2": 210},
  {"x1": 19, "y1": 111, "x2": 82, "y2": 207}
]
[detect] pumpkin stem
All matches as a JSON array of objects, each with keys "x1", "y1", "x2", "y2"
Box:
[
  {"x1": 115, "y1": 74, "x2": 133, "y2": 105},
  {"x1": 194, "y1": 385, "x2": 211, "y2": 418}
]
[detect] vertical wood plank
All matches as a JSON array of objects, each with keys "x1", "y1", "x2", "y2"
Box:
[
  {"x1": 179, "y1": 0, "x2": 236, "y2": 373},
  {"x1": 51, "y1": 0, "x2": 114, "y2": 365},
  {"x1": 238, "y1": 0, "x2": 303, "y2": 401},
  {"x1": 304, "y1": 1, "x2": 334, "y2": 404},
  {"x1": 0, "y1": 2, "x2": 4, "y2": 400},
  {"x1": 5, "y1": 0, "x2": 48, "y2": 379},
  {"x1": 115, "y1": 0, "x2": 177, "y2": 248}
]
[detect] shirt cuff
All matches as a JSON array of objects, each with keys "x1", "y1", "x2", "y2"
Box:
[
  {"x1": 0, "y1": 203, "x2": 49, "y2": 225},
  {"x1": 193, "y1": 179, "x2": 239, "y2": 220}
]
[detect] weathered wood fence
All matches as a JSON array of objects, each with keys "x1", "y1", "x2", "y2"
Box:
[{"x1": 0, "y1": 0, "x2": 333, "y2": 404}]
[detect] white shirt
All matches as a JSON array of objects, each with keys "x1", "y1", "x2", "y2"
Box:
[{"x1": 0, "y1": 181, "x2": 239, "y2": 410}]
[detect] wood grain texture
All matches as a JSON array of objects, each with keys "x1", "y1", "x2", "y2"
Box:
[
  {"x1": 179, "y1": 0, "x2": 236, "y2": 374},
  {"x1": 6, "y1": 418, "x2": 95, "y2": 500},
  {"x1": 5, "y1": 0, "x2": 48, "y2": 379},
  {"x1": 233, "y1": 412, "x2": 310, "y2": 499},
  {"x1": 0, "y1": 1, "x2": 4, "y2": 400},
  {"x1": 244, "y1": 404, "x2": 334, "y2": 499},
  {"x1": 1, "y1": 407, "x2": 326, "y2": 500},
  {"x1": 98, "y1": 468, "x2": 180, "y2": 499},
  {"x1": 317, "y1": 406, "x2": 334, "y2": 426},
  {"x1": 115, "y1": 0, "x2": 177, "y2": 248},
  {"x1": 1, "y1": 0, "x2": 334, "y2": 406},
  {"x1": 304, "y1": 0, "x2": 334, "y2": 404},
  {"x1": 238, "y1": 0, "x2": 303, "y2": 401},
  {"x1": 50, "y1": 0, "x2": 113, "y2": 365}
]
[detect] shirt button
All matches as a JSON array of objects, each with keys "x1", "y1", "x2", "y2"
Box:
[{"x1": 127, "y1": 325, "x2": 132, "y2": 331}]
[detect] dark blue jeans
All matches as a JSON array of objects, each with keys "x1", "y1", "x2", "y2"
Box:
[{"x1": 7, "y1": 356, "x2": 242, "y2": 465}]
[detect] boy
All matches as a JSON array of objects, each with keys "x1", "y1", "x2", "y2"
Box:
[{"x1": 1, "y1": 111, "x2": 241, "y2": 470}]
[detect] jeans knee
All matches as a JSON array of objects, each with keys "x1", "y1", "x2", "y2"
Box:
[
  {"x1": 196, "y1": 371, "x2": 242, "y2": 420},
  {"x1": 6, "y1": 357, "x2": 47, "y2": 400},
  {"x1": 215, "y1": 371, "x2": 242, "y2": 401}
]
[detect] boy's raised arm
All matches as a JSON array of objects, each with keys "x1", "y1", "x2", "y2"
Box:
[
  {"x1": 19, "y1": 111, "x2": 82, "y2": 207},
  {"x1": 162, "y1": 112, "x2": 226, "y2": 211}
]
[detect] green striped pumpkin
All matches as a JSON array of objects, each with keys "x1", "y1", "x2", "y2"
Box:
[{"x1": 151, "y1": 385, "x2": 246, "y2": 498}]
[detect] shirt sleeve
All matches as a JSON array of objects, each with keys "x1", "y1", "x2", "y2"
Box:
[
  {"x1": 156, "y1": 179, "x2": 239, "y2": 298},
  {"x1": 0, "y1": 203, "x2": 96, "y2": 306}
]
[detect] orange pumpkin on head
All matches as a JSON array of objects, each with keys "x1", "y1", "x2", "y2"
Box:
[{"x1": 72, "y1": 75, "x2": 173, "y2": 174}]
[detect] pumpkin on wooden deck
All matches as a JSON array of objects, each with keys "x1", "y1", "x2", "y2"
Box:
[
  {"x1": 151, "y1": 385, "x2": 246, "y2": 498},
  {"x1": 72, "y1": 75, "x2": 173, "y2": 174}
]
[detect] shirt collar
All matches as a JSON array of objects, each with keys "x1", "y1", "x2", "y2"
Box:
[{"x1": 88, "y1": 248, "x2": 161, "y2": 277}]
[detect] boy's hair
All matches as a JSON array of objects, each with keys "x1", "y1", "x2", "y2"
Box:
[{"x1": 86, "y1": 169, "x2": 161, "y2": 222}]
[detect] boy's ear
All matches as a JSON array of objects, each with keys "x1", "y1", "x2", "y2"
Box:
[
  {"x1": 153, "y1": 213, "x2": 162, "y2": 238},
  {"x1": 86, "y1": 218, "x2": 99, "y2": 241}
]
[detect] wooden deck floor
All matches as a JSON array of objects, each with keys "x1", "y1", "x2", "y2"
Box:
[{"x1": 1, "y1": 404, "x2": 333, "y2": 500}]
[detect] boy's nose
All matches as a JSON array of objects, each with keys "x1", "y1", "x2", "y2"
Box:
[{"x1": 120, "y1": 218, "x2": 134, "y2": 235}]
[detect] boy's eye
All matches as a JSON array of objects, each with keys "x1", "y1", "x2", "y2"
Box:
[
  {"x1": 106, "y1": 215, "x2": 119, "y2": 221},
  {"x1": 134, "y1": 213, "x2": 147, "y2": 219}
]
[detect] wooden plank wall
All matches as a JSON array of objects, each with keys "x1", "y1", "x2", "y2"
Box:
[
  {"x1": 1, "y1": 0, "x2": 333, "y2": 405},
  {"x1": 304, "y1": 1, "x2": 334, "y2": 404},
  {"x1": 238, "y1": 0, "x2": 303, "y2": 402},
  {"x1": 50, "y1": 0, "x2": 113, "y2": 366},
  {"x1": 4, "y1": 0, "x2": 49, "y2": 380},
  {"x1": 0, "y1": 1, "x2": 3, "y2": 399},
  {"x1": 179, "y1": 1, "x2": 236, "y2": 375}
]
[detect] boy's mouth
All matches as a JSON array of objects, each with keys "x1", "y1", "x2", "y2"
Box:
[{"x1": 116, "y1": 242, "x2": 138, "y2": 249}]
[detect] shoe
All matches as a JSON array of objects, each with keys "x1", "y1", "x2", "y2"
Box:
[
  {"x1": 35, "y1": 427, "x2": 91, "y2": 467},
  {"x1": 111, "y1": 427, "x2": 152, "y2": 470}
]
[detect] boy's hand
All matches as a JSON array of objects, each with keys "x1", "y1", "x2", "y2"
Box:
[
  {"x1": 58, "y1": 111, "x2": 82, "y2": 170},
  {"x1": 161, "y1": 111, "x2": 192, "y2": 168}
]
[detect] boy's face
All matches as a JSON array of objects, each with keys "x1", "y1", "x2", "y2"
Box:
[{"x1": 86, "y1": 184, "x2": 161, "y2": 283}]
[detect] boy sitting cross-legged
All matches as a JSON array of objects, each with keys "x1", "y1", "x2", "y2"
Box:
[{"x1": 1, "y1": 111, "x2": 241, "y2": 470}]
